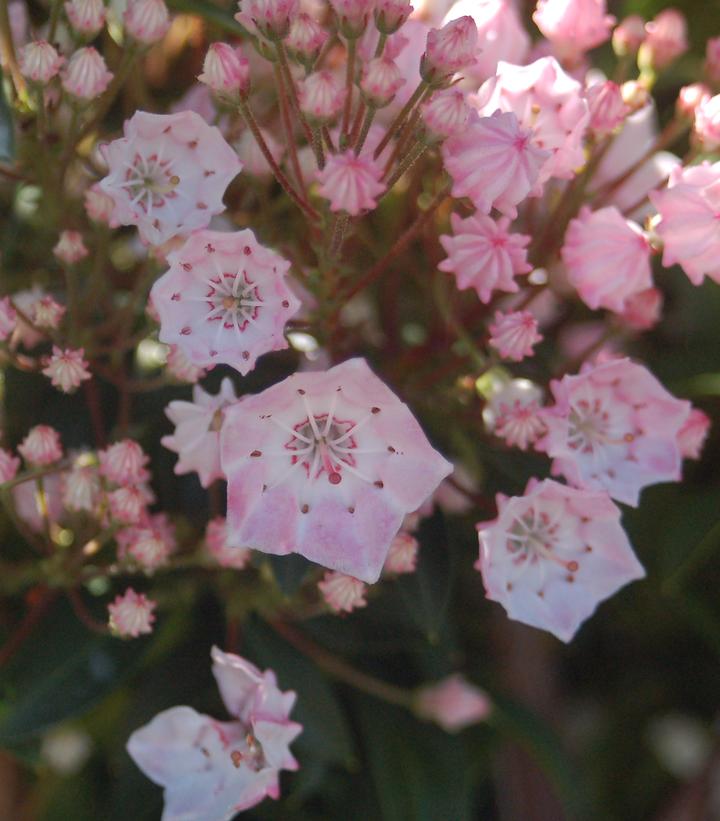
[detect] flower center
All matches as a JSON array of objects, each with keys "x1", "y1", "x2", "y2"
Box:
[
  {"x1": 118, "y1": 151, "x2": 179, "y2": 214},
  {"x1": 505, "y1": 507, "x2": 578, "y2": 574},
  {"x1": 567, "y1": 397, "x2": 633, "y2": 453}
]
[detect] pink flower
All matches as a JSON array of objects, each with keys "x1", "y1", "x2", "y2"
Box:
[
  {"x1": 99, "y1": 439, "x2": 150, "y2": 485},
  {"x1": 539, "y1": 357, "x2": 691, "y2": 506},
  {"x1": 694, "y1": 94, "x2": 720, "y2": 150},
  {"x1": 61, "y1": 47, "x2": 113, "y2": 100},
  {"x1": 585, "y1": 81, "x2": 628, "y2": 137},
  {"x1": 442, "y1": 110, "x2": 549, "y2": 218},
  {"x1": 53, "y1": 230, "x2": 88, "y2": 264},
  {"x1": 64, "y1": 0, "x2": 106, "y2": 37},
  {"x1": 18, "y1": 40, "x2": 64, "y2": 83},
  {"x1": 42, "y1": 347, "x2": 91, "y2": 393},
  {"x1": 416, "y1": 674, "x2": 491, "y2": 732},
  {"x1": 0, "y1": 449, "x2": 20, "y2": 483},
  {"x1": 32, "y1": 296, "x2": 65, "y2": 329},
  {"x1": 165, "y1": 344, "x2": 208, "y2": 383},
  {"x1": 473, "y1": 57, "x2": 590, "y2": 185},
  {"x1": 84, "y1": 184, "x2": 119, "y2": 226},
  {"x1": 287, "y1": 13, "x2": 328, "y2": 61},
  {"x1": 121, "y1": 522, "x2": 175, "y2": 570},
  {"x1": 298, "y1": 71, "x2": 346, "y2": 122},
  {"x1": 422, "y1": 88, "x2": 471, "y2": 139},
  {"x1": 476, "y1": 478, "x2": 645, "y2": 642},
  {"x1": 489, "y1": 310, "x2": 543, "y2": 362},
  {"x1": 318, "y1": 571, "x2": 368, "y2": 613},
  {"x1": 678, "y1": 408, "x2": 711, "y2": 460},
  {"x1": 0, "y1": 297, "x2": 17, "y2": 341},
  {"x1": 360, "y1": 58, "x2": 406, "y2": 108},
  {"x1": 206, "y1": 516, "x2": 251, "y2": 569},
  {"x1": 124, "y1": 0, "x2": 171, "y2": 45},
  {"x1": 422, "y1": 16, "x2": 478, "y2": 81},
  {"x1": 383, "y1": 531, "x2": 418, "y2": 574},
  {"x1": 62, "y1": 462, "x2": 100, "y2": 512},
  {"x1": 494, "y1": 398, "x2": 547, "y2": 451},
  {"x1": 612, "y1": 14, "x2": 645, "y2": 56},
  {"x1": 13, "y1": 474, "x2": 64, "y2": 531},
  {"x1": 99, "y1": 110, "x2": 242, "y2": 246},
  {"x1": 221, "y1": 358, "x2": 453, "y2": 583},
  {"x1": 162, "y1": 378, "x2": 238, "y2": 488},
  {"x1": 439, "y1": 212, "x2": 531, "y2": 302},
  {"x1": 561, "y1": 206, "x2": 652, "y2": 313},
  {"x1": 128, "y1": 648, "x2": 301, "y2": 818},
  {"x1": 315, "y1": 152, "x2": 386, "y2": 216},
  {"x1": 199, "y1": 43, "x2": 250, "y2": 99},
  {"x1": 677, "y1": 83, "x2": 710, "y2": 119},
  {"x1": 533, "y1": 0, "x2": 615, "y2": 60},
  {"x1": 18, "y1": 425, "x2": 63, "y2": 465},
  {"x1": 619, "y1": 287, "x2": 662, "y2": 331},
  {"x1": 109, "y1": 485, "x2": 150, "y2": 524},
  {"x1": 650, "y1": 162, "x2": 720, "y2": 286},
  {"x1": 236, "y1": 0, "x2": 299, "y2": 40},
  {"x1": 108, "y1": 588, "x2": 156, "y2": 638},
  {"x1": 150, "y1": 229, "x2": 299, "y2": 375},
  {"x1": 328, "y1": 0, "x2": 374, "y2": 36},
  {"x1": 641, "y1": 9, "x2": 687, "y2": 69},
  {"x1": 441, "y1": 0, "x2": 530, "y2": 83},
  {"x1": 376, "y1": 0, "x2": 413, "y2": 34}
]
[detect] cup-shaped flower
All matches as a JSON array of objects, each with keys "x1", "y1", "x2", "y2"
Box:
[
  {"x1": 220, "y1": 358, "x2": 453, "y2": 583},
  {"x1": 533, "y1": 0, "x2": 615, "y2": 61}
]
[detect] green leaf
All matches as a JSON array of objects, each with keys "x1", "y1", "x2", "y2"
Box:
[
  {"x1": 0, "y1": 67, "x2": 15, "y2": 162},
  {"x1": 165, "y1": 0, "x2": 245, "y2": 35}
]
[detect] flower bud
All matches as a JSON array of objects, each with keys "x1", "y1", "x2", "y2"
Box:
[
  {"x1": 620, "y1": 79, "x2": 650, "y2": 111},
  {"x1": 421, "y1": 17, "x2": 478, "y2": 85},
  {"x1": 676, "y1": 83, "x2": 710, "y2": 119},
  {"x1": 329, "y1": 0, "x2": 375, "y2": 38},
  {"x1": 18, "y1": 40, "x2": 64, "y2": 84},
  {"x1": 124, "y1": 0, "x2": 171, "y2": 45},
  {"x1": 360, "y1": 57, "x2": 405, "y2": 108},
  {"x1": 586, "y1": 81, "x2": 628, "y2": 137},
  {"x1": 298, "y1": 70, "x2": 346, "y2": 122},
  {"x1": 238, "y1": 0, "x2": 299, "y2": 41},
  {"x1": 84, "y1": 183, "x2": 118, "y2": 225},
  {"x1": 639, "y1": 9, "x2": 688, "y2": 71},
  {"x1": 53, "y1": 230, "x2": 89, "y2": 264},
  {"x1": 421, "y1": 87, "x2": 470, "y2": 139},
  {"x1": 198, "y1": 42, "x2": 250, "y2": 100},
  {"x1": 286, "y1": 12, "x2": 328, "y2": 64},
  {"x1": 18, "y1": 425, "x2": 63, "y2": 466},
  {"x1": 64, "y1": 0, "x2": 106, "y2": 38},
  {"x1": 612, "y1": 14, "x2": 645, "y2": 56},
  {"x1": 694, "y1": 94, "x2": 720, "y2": 151},
  {"x1": 62, "y1": 47, "x2": 113, "y2": 100},
  {"x1": 375, "y1": 0, "x2": 413, "y2": 35},
  {"x1": 705, "y1": 37, "x2": 720, "y2": 86}
]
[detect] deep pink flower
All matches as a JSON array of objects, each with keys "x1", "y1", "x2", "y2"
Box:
[
  {"x1": 561, "y1": 206, "x2": 652, "y2": 312},
  {"x1": 64, "y1": 0, "x2": 106, "y2": 37},
  {"x1": 18, "y1": 425, "x2": 63, "y2": 466},
  {"x1": 361, "y1": 57, "x2": 406, "y2": 108},
  {"x1": 206, "y1": 516, "x2": 252, "y2": 569},
  {"x1": 124, "y1": 0, "x2": 171, "y2": 45},
  {"x1": 42, "y1": 346, "x2": 91, "y2": 393},
  {"x1": 315, "y1": 152, "x2": 386, "y2": 216},
  {"x1": 221, "y1": 358, "x2": 453, "y2": 583},
  {"x1": 383, "y1": 531, "x2": 418, "y2": 574},
  {"x1": 318, "y1": 571, "x2": 368, "y2": 613},
  {"x1": 476, "y1": 478, "x2": 645, "y2": 642},
  {"x1": 0, "y1": 297, "x2": 17, "y2": 341},
  {"x1": 0, "y1": 449, "x2": 20, "y2": 483},
  {"x1": 439, "y1": 212, "x2": 532, "y2": 302},
  {"x1": 99, "y1": 439, "x2": 150, "y2": 485},
  {"x1": 298, "y1": 71, "x2": 346, "y2": 122},
  {"x1": 474, "y1": 56, "x2": 590, "y2": 185},
  {"x1": 53, "y1": 230, "x2": 88, "y2": 265},
  {"x1": 61, "y1": 47, "x2": 113, "y2": 100},
  {"x1": 18, "y1": 40, "x2": 64, "y2": 83},
  {"x1": 99, "y1": 110, "x2": 242, "y2": 246},
  {"x1": 650, "y1": 162, "x2": 720, "y2": 286},
  {"x1": 199, "y1": 43, "x2": 250, "y2": 99},
  {"x1": 108, "y1": 588, "x2": 156, "y2": 638},
  {"x1": 416, "y1": 674, "x2": 491, "y2": 732},
  {"x1": 641, "y1": 9, "x2": 687, "y2": 69},
  {"x1": 422, "y1": 16, "x2": 478, "y2": 81},
  {"x1": 128, "y1": 648, "x2": 301, "y2": 819},
  {"x1": 150, "y1": 229, "x2": 299, "y2": 375},
  {"x1": 539, "y1": 357, "x2": 691, "y2": 506},
  {"x1": 678, "y1": 408, "x2": 711, "y2": 460},
  {"x1": 585, "y1": 81, "x2": 628, "y2": 136},
  {"x1": 694, "y1": 94, "x2": 720, "y2": 150},
  {"x1": 533, "y1": 0, "x2": 615, "y2": 60},
  {"x1": 489, "y1": 310, "x2": 543, "y2": 362},
  {"x1": 162, "y1": 378, "x2": 238, "y2": 488}
]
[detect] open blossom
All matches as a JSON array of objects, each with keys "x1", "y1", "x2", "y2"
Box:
[
  {"x1": 19, "y1": 41, "x2": 64, "y2": 83},
  {"x1": 488, "y1": 310, "x2": 543, "y2": 362},
  {"x1": 53, "y1": 230, "x2": 88, "y2": 264},
  {"x1": 298, "y1": 71, "x2": 346, "y2": 121},
  {"x1": 641, "y1": 9, "x2": 688, "y2": 70},
  {"x1": 439, "y1": 213, "x2": 531, "y2": 302},
  {"x1": 150, "y1": 229, "x2": 300, "y2": 375},
  {"x1": 416, "y1": 674, "x2": 491, "y2": 732},
  {"x1": 441, "y1": 0, "x2": 530, "y2": 83},
  {"x1": 678, "y1": 409, "x2": 711, "y2": 460},
  {"x1": 533, "y1": 0, "x2": 615, "y2": 60},
  {"x1": 18, "y1": 425, "x2": 63, "y2": 465},
  {"x1": 318, "y1": 571, "x2": 368, "y2": 613},
  {"x1": 99, "y1": 439, "x2": 150, "y2": 485},
  {"x1": 42, "y1": 347, "x2": 91, "y2": 393},
  {"x1": 561, "y1": 206, "x2": 652, "y2": 313},
  {"x1": 128, "y1": 648, "x2": 302, "y2": 819},
  {"x1": 199, "y1": 43, "x2": 250, "y2": 98},
  {"x1": 383, "y1": 531, "x2": 418, "y2": 574},
  {"x1": 422, "y1": 88, "x2": 471, "y2": 139},
  {"x1": 64, "y1": 0, "x2": 106, "y2": 36},
  {"x1": 206, "y1": 516, "x2": 251, "y2": 569},
  {"x1": 62, "y1": 47, "x2": 113, "y2": 100},
  {"x1": 585, "y1": 81, "x2": 628, "y2": 136},
  {"x1": 539, "y1": 358, "x2": 691, "y2": 507},
  {"x1": 694, "y1": 95, "x2": 720, "y2": 150},
  {"x1": 476, "y1": 478, "x2": 645, "y2": 642},
  {"x1": 99, "y1": 110, "x2": 242, "y2": 246},
  {"x1": 162, "y1": 378, "x2": 238, "y2": 488},
  {"x1": 473, "y1": 57, "x2": 590, "y2": 185},
  {"x1": 0, "y1": 449, "x2": 20, "y2": 483},
  {"x1": 315, "y1": 152, "x2": 386, "y2": 216},
  {"x1": 443, "y1": 110, "x2": 549, "y2": 217},
  {"x1": 0, "y1": 297, "x2": 17, "y2": 341},
  {"x1": 221, "y1": 358, "x2": 453, "y2": 583},
  {"x1": 422, "y1": 16, "x2": 478, "y2": 81},
  {"x1": 108, "y1": 588, "x2": 156, "y2": 638},
  {"x1": 650, "y1": 162, "x2": 720, "y2": 286},
  {"x1": 124, "y1": 0, "x2": 171, "y2": 45}
]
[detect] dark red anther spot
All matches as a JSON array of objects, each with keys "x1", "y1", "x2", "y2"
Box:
[
  {"x1": 205, "y1": 243, "x2": 215, "y2": 253},
  {"x1": 204, "y1": 169, "x2": 216, "y2": 177},
  {"x1": 210, "y1": 349, "x2": 218, "y2": 356},
  {"x1": 567, "y1": 560, "x2": 579, "y2": 572},
  {"x1": 242, "y1": 351, "x2": 249, "y2": 360},
  {"x1": 188, "y1": 140, "x2": 198, "y2": 149},
  {"x1": 328, "y1": 472, "x2": 342, "y2": 485},
  {"x1": 348, "y1": 506, "x2": 355, "y2": 514},
  {"x1": 243, "y1": 246, "x2": 252, "y2": 255},
  {"x1": 301, "y1": 504, "x2": 309, "y2": 513},
  {"x1": 282, "y1": 300, "x2": 289, "y2": 308},
  {"x1": 566, "y1": 574, "x2": 575, "y2": 583},
  {"x1": 250, "y1": 450, "x2": 262, "y2": 457},
  {"x1": 387, "y1": 446, "x2": 396, "y2": 453},
  {"x1": 371, "y1": 406, "x2": 381, "y2": 414},
  {"x1": 163, "y1": 125, "x2": 171, "y2": 133},
  {"x1": 374, "y1": 480, "x2": 384, "y2": 489},
  {"x1": 181, "y1": 262, "x2": 192, "y2": 271},
  {"x1": 180, "y1": 326, "x2": 191, "y2": 335},
  {"x1": 297, "y1": 388, "x2": 306, "y2": 395},
  {"x1": 584, "y1": 545, "x2": 593, "y2": 553},
  {"x1": 197, "y1": 202, "x2": 208, "y2": 210},
  {"x1": 230, "y1": 751, "x2": 243, "y2": 768}
]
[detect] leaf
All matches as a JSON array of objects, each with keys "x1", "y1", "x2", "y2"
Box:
[
  {"x1": 0, "y1": 67, "x2": 14, "y2": 162},
  {"x1": 165, "y1": 0, "x2": 245, "y2": 35}
]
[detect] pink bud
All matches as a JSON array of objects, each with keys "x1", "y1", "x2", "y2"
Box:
[
  {"x1": 99, "y1": 439, "x2": 150, "y2": 485},
  {"x1": 239, "y1": 0, "x2": 299, "y2": 40},
  {"x1": 422, "y1": 88, "x2": 471, "y2": 139},
  {"x1": 619, "y1": 287, "x2": 662, "y2": 331},
  {"x1": 108, "y1": 588, "x2": 156, "y2": 638},
  {"x1": 18, "y1": 425, "x2": 63, "y2": 466},
  {"x1": 329, "y1": 0, "x2": 375, "y2": 37},
  {"x1": 198, "y1": 43, "x2": 250, "y2": 98},
  {"x1": 676, "y1": 83, "x2": 711, "y2": 118},
  {"x1": 318, "y1": 571, "x2": 368, "y2": 614},
  {"x1": 32, "y1": 296, "x2": 65, "y2": 329},
  {"x1": 678, "y1": 408, "x2": 711, "y2": 460},
  {"x1": 42, "y1": 347, "x2": 91, "y2": 393},
  {"x1": 416, "y1": 675, "x2": 491, "y2": 733},
  {"x1": 694, "y1": 94, "x2": 720, "y2": 150},
  {"x1": 64, "y1": 0, "x2": 106, "y2": 37},
  {"x1": 84, "y1": 183, "x2": 118, "y2": 226},
  {"x1": 53, "y1": 230, "x2": 89, "y2": 264},
  {"x1": 298, "y1": 70, "x2": 346, "y2": 121},
  {"x1": 640, "y1": 9, "x2": 688, "y2": 70},
  {"x1": 488, "y1": 310, "x2": 543, "y2": 362},
  {"x1": 375, "y1": 0, "x2": 413, "y2": 35},
  {"x1": 423, "y1": 16, "x2": 478, "y2": 83},
  {"x1": 62, "y1": 47, "x2": 113, "y2": 100},
  {"x1": 124, "y1": 0, "x2": 171, "y2": 45},
  {"x1": 18, "y1": 41, "x2": 64, "y2": 84},
  {"x1": 360, "y1": 57, "x2": 405, "y2": 108},
  {"x1": 705, "y1": 37, "x2": 720, "y2": 85},
  {"x1": 286, "y1": 12, "x2": 328, "y2": 60},
  {"x1": 383, "y1": 531, "x2": 418, "y2": 575},
  {"x1": 586, "y1": 81, "x2": 629, "y2": 137},
  {"x1": 612, "y1": 14, "x2": 646, "y2": 56}
]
